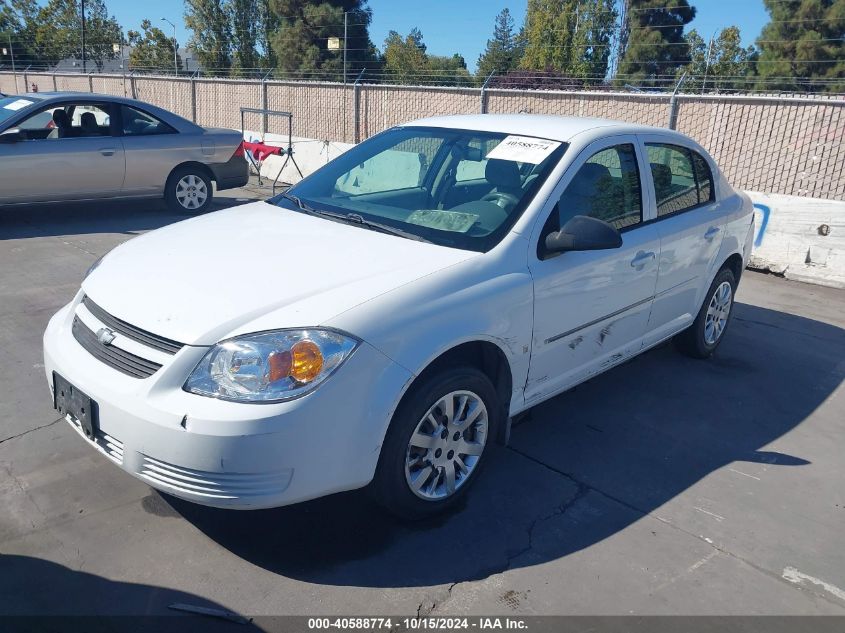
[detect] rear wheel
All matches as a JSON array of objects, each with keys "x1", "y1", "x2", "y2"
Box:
[
  {"x1": 674, "y1": 267, "x2": 736, "y2": 358},
  {"x1": 371, "y1": 366, "x2": 500, "y2": 519},
  {"x1": 166, "y1": 167, "x2": 213, "y2": 214}
]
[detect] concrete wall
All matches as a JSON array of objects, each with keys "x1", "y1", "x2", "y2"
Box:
[{"x1": 748, "y1": 193, "x2": 845, "y2": 289}]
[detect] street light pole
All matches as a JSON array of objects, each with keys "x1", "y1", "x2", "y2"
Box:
[
  {"x1": 343, "y1": 11, "x2": 348, "y2": 85},
  {"x1": 81, "y1": 0, "x2": 87, "y2": 73},
  {"x1": 161, "y1": 17, "x2": 178, "y2": 76}
]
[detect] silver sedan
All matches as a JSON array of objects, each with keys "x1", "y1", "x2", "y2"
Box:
[{"x1": 0, "y1": 92, "x2": 248, "y2": 213}]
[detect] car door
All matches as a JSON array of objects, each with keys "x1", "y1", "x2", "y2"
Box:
[
  {"x1": 638, "y1": 136, "x2": 727, "y2": 348},
  {"x1": 117, "y1": 103, "x2": 201, "y2": 196},
  {"x1": 525, "y1": 136, "x2": 661, "y2": 405},
  {"x1": 0, "y1": 101, "x2": 125, "y2": 204}
]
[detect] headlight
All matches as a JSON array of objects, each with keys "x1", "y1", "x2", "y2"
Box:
[{"x1": 184, "y1": 329, "x2": 359, "y2": 403}]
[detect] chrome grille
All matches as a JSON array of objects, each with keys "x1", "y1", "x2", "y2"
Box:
[
  {"x1": 82, "y1": 295, "x2": 184, "y2": 355},
  {"x1": 72, "y1": 317, "x2": 162, "y2": 378},
  {"x1": 98, "y1": 432, "x2": 125, "y2": 464},
  {"x1": 139, "y1": 455, "x2": 292, "y2": 501}
]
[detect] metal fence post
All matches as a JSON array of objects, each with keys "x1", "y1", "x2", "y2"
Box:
[
  {"x1": 667, "y1": 73, "x2": 688, "y2": 130},
  {"x1": 22, "y1": 65, "x2": 30, "y2": 93},
  {"x1": 480, "y1": 72, "x2": 495, "y2": 114},
  {"x1": 261, "y1": 69, "x2": 273, "y2": 135},
  {"x1": 52, "y1": 73, "x2": 57, "y2": 91},
  {"x1": 129, "y1": 71, "x2": 137, "y2": 99},
  {"x1": 353, "y1": 69, "x2": 365, "y2": 144},
  {"x1": 88, "y1": 72, "x2": 93, "y2": 93},
  {"x1": 190, "y1": 71, "x2": 197, "y2": 123}
]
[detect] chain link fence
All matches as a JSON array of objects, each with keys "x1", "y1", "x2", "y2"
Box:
[{"x1": 1, "y1": 70, "x2": 842, "y2": 200}]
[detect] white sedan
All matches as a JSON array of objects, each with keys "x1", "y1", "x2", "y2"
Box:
[{"x1": 43, "y1": 114, "x2": 755, "y2": 518}]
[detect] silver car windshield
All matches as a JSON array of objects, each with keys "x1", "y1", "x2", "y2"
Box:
[{"x1": 282, "y1": 126, "x2": 567, "y2": 252}]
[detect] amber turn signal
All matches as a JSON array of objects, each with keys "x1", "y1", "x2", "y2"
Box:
[{"x1": 290, "y1": 340, "x2": 323, "y2": 383}]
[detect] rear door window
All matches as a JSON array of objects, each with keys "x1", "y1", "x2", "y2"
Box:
[{"x1": 646, "y1": 143, "x2": 709, "y2": 216}]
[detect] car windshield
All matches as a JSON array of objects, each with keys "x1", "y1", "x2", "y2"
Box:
[
  {"x1": 0, "y1": 96, "x2": 39, "y2": 126},
  {"x1": 279, "y1": 126, "x2": 567, "y2": 252}
]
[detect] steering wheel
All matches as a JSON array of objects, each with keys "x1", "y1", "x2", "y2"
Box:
[{"x1": 481, "y1": 191, "x2": 520, "y2": 209}]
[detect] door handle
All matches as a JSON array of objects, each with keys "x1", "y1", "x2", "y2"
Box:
[
  {"x1": 99, "y1": 148, "x2": 116, "y2": 156},
  {"x1": 704, "y1": 226, "x2": 721, "y2": 241},
  {"x1": 630, "y1": 251, "x2": 656, "y2": 268}
]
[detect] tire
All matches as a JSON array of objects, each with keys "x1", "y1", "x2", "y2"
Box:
[
  {"x1": 371, "y1": 366, "x2": 501, "y2": 520},
  {"x1": 165, "y1": 167, "x2": 213, "y2": 214},
  {"x1": 674, "y1": 267, "x2": 737, "y2": 359}
]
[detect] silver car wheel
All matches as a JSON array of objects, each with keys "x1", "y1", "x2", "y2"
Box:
[
  {"x1": 175, "y1": 175, "x2": 208, "y2": 210},
  {"x1": 405, "y1": 390, "x2": 488, "y2": 501},
  {"x1": 704, "y1": 280, "x2": 732, "y2": 345}
]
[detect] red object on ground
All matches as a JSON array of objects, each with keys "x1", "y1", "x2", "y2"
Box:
[{"x1": 243, "y1": 141, "x2": 283, "y2": 163}]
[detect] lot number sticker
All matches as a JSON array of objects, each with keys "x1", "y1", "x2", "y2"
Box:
[
  {"x1": 2, "y1": 98, "x2": 34, "y2": 111},
  {"x1": 486, "y1": 135, "x2": 561, "y2": 164}
]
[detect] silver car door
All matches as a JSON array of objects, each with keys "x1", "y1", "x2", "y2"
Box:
[{"x1": 0, "y1": 101, "x2": 125, "y2": 204}]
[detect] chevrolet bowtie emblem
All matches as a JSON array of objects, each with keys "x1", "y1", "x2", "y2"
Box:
[{"x1": 96, "y1": 327, "x2": 116, "y2": 346}]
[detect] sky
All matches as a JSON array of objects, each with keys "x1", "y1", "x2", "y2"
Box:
[{"x1": 111, "y1": 0, "x2": 772, "y2": 74}]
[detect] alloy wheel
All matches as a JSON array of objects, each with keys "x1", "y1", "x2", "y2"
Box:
[
  {"x1": 704, "y1": 280, "x2": 732, "y2": 345},
  {"x1": 404, "y1": 390, "x2": 488, "y2": 501}
]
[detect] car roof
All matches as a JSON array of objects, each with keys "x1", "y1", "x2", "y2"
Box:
[
  {"x1": 403, "y1": 113, "x2": 675, "y2": 143},
  {"x1": 22, "y1": 91, "x2": 132, "y2": 103}
]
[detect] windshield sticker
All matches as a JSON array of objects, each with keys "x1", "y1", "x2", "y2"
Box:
[
  {"x1": 406, "y1": 209, "x2": 479, "y2": 233},
  {"x1": 2, "y1": 98, "x2": 34, "y2": 111},
  {"x1": 486, "y1": 135, "x2": 561, "y2": 164}
]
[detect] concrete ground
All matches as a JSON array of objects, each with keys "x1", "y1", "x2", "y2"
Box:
[{"x1": 1, "y1": 181, "x2": 844, "y2": 625}]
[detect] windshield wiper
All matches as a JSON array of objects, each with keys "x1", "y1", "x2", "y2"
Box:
[
  {"x1": 343, "y1": 213, "x2": 431, "y2": 243},
  {"x1": 278, "y1": 192, "x2": 431, "y2": 244}
]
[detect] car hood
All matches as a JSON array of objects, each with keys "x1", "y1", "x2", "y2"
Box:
[{"x1": 82, "y1": 201, "x2": 477, "y2": 345}]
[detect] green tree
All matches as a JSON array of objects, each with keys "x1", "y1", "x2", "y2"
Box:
[
  {"x1": 184, "y1": 0, "x2": 232, "y2": 74},
  {"x1": 227, "y1": 0, "x2": 260, "y2": 75},
  {"x1": 383, "y1": 28, "x2": 428, "y2": 83},
  {"x1": 616, "y1": 0, "x2": 696, "y2": 88},
  {"x1": 33, "y1": 0, "x2": 123, "y2": 70},
  {"x1": 269, "y1": 0, "x2": 377, "y2": 80},
  {"x1": 476, "y1": 8, "x2": 522, "y2": 78},
  {"x1": 0, "y1": 0, "x2": 39, "y2": 68},
  {"x1": 521, "y1": 0, "x2": 616, "y2": 84},
  {"x1": 127, "y1": 19, "x2": 183, "y2": 73},
  {"x1": 382, "y1": 29, "x2": 470, "y2": 85},
  {"x1": 428, "y1": 53, "x2": 473, "y2": 86},
  {"x1": 257, "y1": 0, "x2": 279, "y2": 69},
  {"x1": 755, "y1": 0, "x2": 845, "y2": 93},
  {"x1": 682, "y1": 26, "x2": 756, "y2": 93}
]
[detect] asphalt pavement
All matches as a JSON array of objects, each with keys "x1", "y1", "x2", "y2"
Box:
[{"x1": 1, "y1": 181, "x2": 844, "y2": 625}]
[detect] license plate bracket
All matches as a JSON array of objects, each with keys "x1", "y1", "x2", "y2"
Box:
[{"x1": 53, "y1": 372, "x2": 99, "y2": 440}]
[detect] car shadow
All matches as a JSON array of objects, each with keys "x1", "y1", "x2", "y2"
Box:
[
  {"x1": 0, "y1": 555, "x2": 266, "y2": 630},
  {"x1": 163, "y1": 301, "x2": 843, "y2": 588},
  {"x1": 0, "y1": 183, "x2": 267, "y2": 241}
]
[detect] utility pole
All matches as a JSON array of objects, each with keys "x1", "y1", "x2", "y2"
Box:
[
  {"x1": 161, "y1": 18, "x2": 178, "y2": 76},
  {"x1": 81, "y1": 0, "x2": 87, "y2": 73},
  {"x1": 343, "y1": 11, "x2": 348, "y2": 85},
  {"x1": 701, "y1": 29, "x2": 718, "y2": 94},
  {"x1": 7, "y1": 33, "x2": 15, "y2": 78}
]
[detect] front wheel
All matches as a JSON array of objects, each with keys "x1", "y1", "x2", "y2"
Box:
[
  {"x1": 675, "y1": 267, "x2": 737, "y2": 358},
  {"x1": 371, "y1": 367, "x2": 500, "y2": 519},
  {"x1": 166, "y1": 167, "x2": 213, "y2": 214}
]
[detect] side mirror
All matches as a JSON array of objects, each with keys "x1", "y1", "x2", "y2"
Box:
[
  {"x1": 544, "y1": 215, "x2": 622, "y2": 254},
  {"x1": 0, "y1": 129, "x2": 21, "y2": 143}
]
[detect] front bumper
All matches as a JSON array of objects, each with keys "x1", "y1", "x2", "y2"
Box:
[{"x1": 43, "y1": 295, "x2": 412, "y2": 509}]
